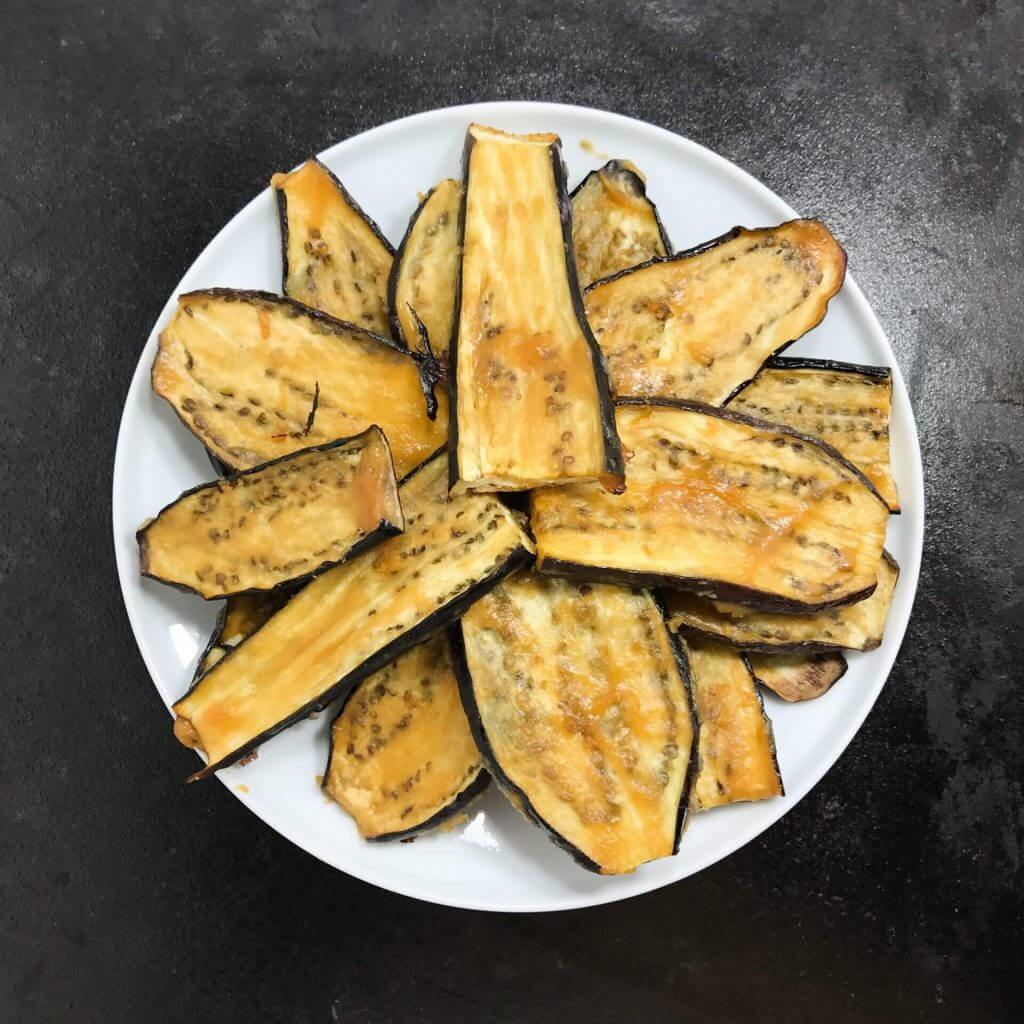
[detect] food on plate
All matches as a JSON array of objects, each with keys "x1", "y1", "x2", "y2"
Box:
[
  {"x1": 194, "y1": 592, "x2": 290, "y2": 679},
  {"x1": 746, "y1": 651, "x2": 849, "y2": 702},
  {"x1": 138, "y1": 427, "x2": 402, "y2": 599},
  {"x1": 272, "y1": 158, "x2": 394, "y2": 333}
]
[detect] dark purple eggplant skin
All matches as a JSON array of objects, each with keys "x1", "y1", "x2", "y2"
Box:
[
  {"x1": 536, "y1": 397, "x2": 889, "y2": 615},
  {"x1": 386, "y1": 183, "x2": 440, "y2": 351},
  {"x1": 137, "y1": 428, "x2": 404, "y2": 602},
  {"x1": 447, "y1": 129, "x2": 625, "y2": 494},
  {"x1": 569, "y1": 159, "x2": 673, "y2": 256}
]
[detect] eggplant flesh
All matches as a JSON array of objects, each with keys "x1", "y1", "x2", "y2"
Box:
[
  {"x1": 172, "y1": 453, "x2": 534, "y2": 777},
  {"x1": 195, "y1": 592, "x2": 289, "y2": 679},
  {"x1": 727, "y1": 357, "x2": 899, "y2": 512},
  {"x1": 138, "y1": 428, "x2": 402, "y2": 600},
  {"x1": 450, "y1": 124, "x2": 624, "y2": 494},
  {"x1": 583, "y1": 220, "x2": 847, "y2": 404},
  {"x1": 684, "y1": 637, "x2": 783, "y2": 810},
  {"x1": 531, "y1": 400, "x2": 889, "y2": 613},
  {"x1": 272, "y1": 159, "x2": 393, "y2": 334},
  {"x1": 388, "y1": 179, "x2": 462, "y2": 361},
  {"x1": 747, "y1": 651, "x2": 848, "y2": 702},
  {"x1": 570, "y1": 160, "x2": 671, "y2": 289},
  {"x1": 665, "y1": 551, "x2": 900, "y2": 653},
  {"x1": 151, "y1": 289, "x2": 447, "y2": 478},
  {"x1": 324, "y1": 634, "x2": 488, "y2": 840},
  {"x1": 453, "y1": 572, "x2": 695, "y2": 875}
]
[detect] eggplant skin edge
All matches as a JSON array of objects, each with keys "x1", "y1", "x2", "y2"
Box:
[
  {"x1": 537, "y1": 398, "x2": 889, "y2": 615},
  {"x1": 447, "y1": 127, "x2": 625, "y2": 495},
  {"x1": 136, "y1": 429, "x2": 403, "y2": 602},
  {"x1": 386, "y1": 183, "x2": 441, "y2": 351}
]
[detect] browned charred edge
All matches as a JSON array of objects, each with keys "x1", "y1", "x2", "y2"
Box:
[
  {"x1": 192, "y1": 603, "x2": 229, "y2": 684},
  {"x1": 137, "y1": 428, "x2": 403, "y2": 602},
  {"x1": 744, "y1": 651, "x2": 849, "y2": 701},
  {"x1": 386, "y1": 183, "x2": 440, "y2": 349},
  {"x1": 275, "y1": 185, "x2": 290, "y2": 295},
  {"x1": 569, "y1": 159, "x2": 673, "y2": 256},
  {"x1": 447, "y1": 131, "x2": 625, "y2": 493}
]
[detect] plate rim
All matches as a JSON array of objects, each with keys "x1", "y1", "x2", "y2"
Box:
[{"x1": 112, "y1": 100, "x2": 925, "y2": 913}]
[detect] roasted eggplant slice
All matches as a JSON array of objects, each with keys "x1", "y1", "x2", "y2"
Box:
[
  {"x1": 324, "y1": 634, "x2": 488, "y2": 840},
  {"x1": 450, "y1": 124, "x2": 624, "y2": 494},
  {"x1": 172, "y1": 453, "x2": 534, "y2": 778},
  {"x1": 152, "y1": 289, "x2": 447, "y2": 478},
  {"x1": 665, "y1": 551, "x2": 900, "y2": 653},
  {"x1": 746, "y1": 651, "x2": 848, "y2": 702},
  {"x1": 531, "y1": 400, "x2": 889, "y2": 613},
  {"x1": 727, "y1": 357, "x2": 900, "y2": 512},
  {"x1": 570, "y1": 160, "x2": 671, "y2": 288},
  {"x1": 452, "y1": 572, "x2": 695, "y2": 875},
  {"x1": 388, "y1": 179, "x2": 462, "y2": 360},
  {"x1": 583, "y1": 220, "x2": 846, "y2": 403},
  {"x1": 195, "y1": 592, "x2": 290, "y2": 678},
  {"x1": 138, "y1": 428, "x2": 402, "y2": 599},
  {"x1": 685, "y1": 637, "x2": 783, "y2": 810},
  {"x1": 272, "y1": 159, "x2": 393, "y2": 334}
]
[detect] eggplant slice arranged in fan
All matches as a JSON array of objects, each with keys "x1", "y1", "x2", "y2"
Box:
[
  {"x1": 194, "y1": 591, "x2": 290, "y2": 679},
  {"x1": 583, "y1": 220, "x2": 846, "y2": 404},
  {"x1": 388, "y1": 178, "x2": 462, "y2": 360},
  {"x1": 746, "y1": 651, "x2": 849, "y2": 702},
  {"x1": 684, "y1": 637, "x2": 783, "y2": 810},
  {"x1": 324, "y1": 633, "x2": 489, "y2": 840},
  {"x1": 532, "y1": 400, "x2": 889, "y2": 613},
  {"x1": 172, "y1": 453, "x2": 534, "y2": 778},
  {"x1": 450, "y1": 124, "x2": 624, "y2": 494},
  {"x1": 152, "y1": 289, "x2": 447, "y2": 478},
  {"x1": 664, "y1": 551, "x2": 900, "y2": 653},
  {"x1": 452, "y1": 572, "x2": 696, "y2": 875},
  {"x1": 272, "y1": 159, "x2": 394, "y2": 334},
  {"x1": 727, "y1": 357, "x2": 900, "y2": 512},
  {"x1": 138, "y1": 428, "x2": 402, "y2": 599},
  {"x1": 570, "y1": 159, "x2": 671, "y2": 289}
]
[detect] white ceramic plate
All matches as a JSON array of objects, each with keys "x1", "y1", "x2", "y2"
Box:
[{"x1": 112, "y1": 101, "x2": 924, "y2": 913}]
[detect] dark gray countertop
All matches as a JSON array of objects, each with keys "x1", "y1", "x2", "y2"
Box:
[{"x1": 2, "y1": 2, "x2": 1021, "y2": 1021}]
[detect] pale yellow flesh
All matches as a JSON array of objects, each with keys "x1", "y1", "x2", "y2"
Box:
[
  {"x1": 664, "y1": 554, "x2": 900, "y2": 651},
  {"x1": 531, "y1": 403, "x2": 889, "y2": 610},
  {"x1": 173, "y1": 455, "x2": 533, "y2": 769},
  {"x1": 571, "y1": 161, "x2": 668, "y2": 289},
  {"x1": 199, "y1": 592, "x2": 288, "y2": 675},
  {"x1": 685, "y1": 638, "x2": 782, "y2": 810},
  {"x1": 393, "y1": 179, "x2": 461, "y2": 360},
  {"x1": 325, "y1": 635, "x2": 483, "y2": 838},
  {"x1": 272, "y1": 160, "x2": 392, "y2": 333},
  {"x1": 747, "y1": 651, "x2": 847, "y2": 702},
  {"x1": 140, "y1": 428, "x2": 400, "y2": 598},
  {"x1": 461, "y1": 572, "x2": 693, "y2": 875},
  {"x1": 728, "y1": 365, "x2": 900, "y2": 511},
  {"x1": 152, "y1": 291, "x2": 447, "y2": 477},
  {"x1": 454, "y1": 124, "x2": 613, "y2": 492},
  {"x1": 584, "y1": 220, "x2": 846, "y2": 404}
]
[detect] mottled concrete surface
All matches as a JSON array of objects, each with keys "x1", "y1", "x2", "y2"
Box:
[{"x1": 1, "y1": 1, "x2": 1021, "y2": 1021}]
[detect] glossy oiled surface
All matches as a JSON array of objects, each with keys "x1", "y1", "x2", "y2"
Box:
[
  {"x1": 747, "y1": 651, "x2": 848, "y2": 702},
  {"x1": 584, "y1": 220, "x2": 845, "y2": 404},
  {"x1": 532, "y1": 401, "x2": 889, "y2": 610},
  {"x1": 153, "y1": 290, "x2": 447, "y2": 477},
  {"x1": 460, "y1": 573, "x2": 693, "y2": 874}
]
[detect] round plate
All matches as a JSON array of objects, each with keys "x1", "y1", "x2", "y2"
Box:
[{"x1": 112, "y1": 102, "x2": 924, "y2": 913}]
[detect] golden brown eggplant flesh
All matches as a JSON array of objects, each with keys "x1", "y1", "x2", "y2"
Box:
[
  {"x1": 138, "y1": 428, "x2": 402, "y2": 599},
  {"x1": 746, "y1": 651, "x2": 848, "y2": 702},
  {"x1": 388, "y1": 179, "x2": 462, "y2": 361},
  {"x1": 684, "y1": 637, "x2": 783, "y2": 810},
  {"x1": 172, "y1": 453, "x2": 534, "y2": 778},
  {"x1": 151, "y1": 289, "x2": 447, "y2": 478},
  {"x1": 570, "y1": 160, "x2": 671, "y2": 289},
  {"x1": 664, "y1": 551, "x2": 900, "y2": 653},
  {"x1": 272, "y1": 159, "x2": 394, "y2": 334},
  {"x1": 452, "y1": 572, "x2": 695, "y2": 875},
  {"x1": 195, "y1": 592, "x2": 290, "y2": 679},
  {"x1": 450, "y1": 124, "x2": 624, "y2": 494},
  {"x1": 727, "y1": 357, "x2": 900, "y2": 512},
  {"x1": 324, "y1": 634, "x2": 488, "y2": 840},
  {"x1": 531, "y1": 400, "x2": 889, "y2": 613},
  {"x1": 584, "y1": 220, "x2": 847, "y2": 404}
]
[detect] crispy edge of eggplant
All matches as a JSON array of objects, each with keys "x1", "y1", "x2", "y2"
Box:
[
  {"x1": 449, "y1": 598, "x2": 697, "y2": 874},
  {"x1": 136, "y1": 428, "x2": 403, "y2": 601},
  {"x1": 447, "y1": 126, "x2": 625, "y2": 495},
  {"x1": 745, "y1": 651, "x2": 849, "y2": 702},
  {"x1": 536, "y1": 397, "x2": 890, "y2": 614}
]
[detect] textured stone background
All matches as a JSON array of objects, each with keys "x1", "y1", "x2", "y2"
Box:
[{"x1": 2, "y1": 1, "x2": 1021, "y2": 1021}]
